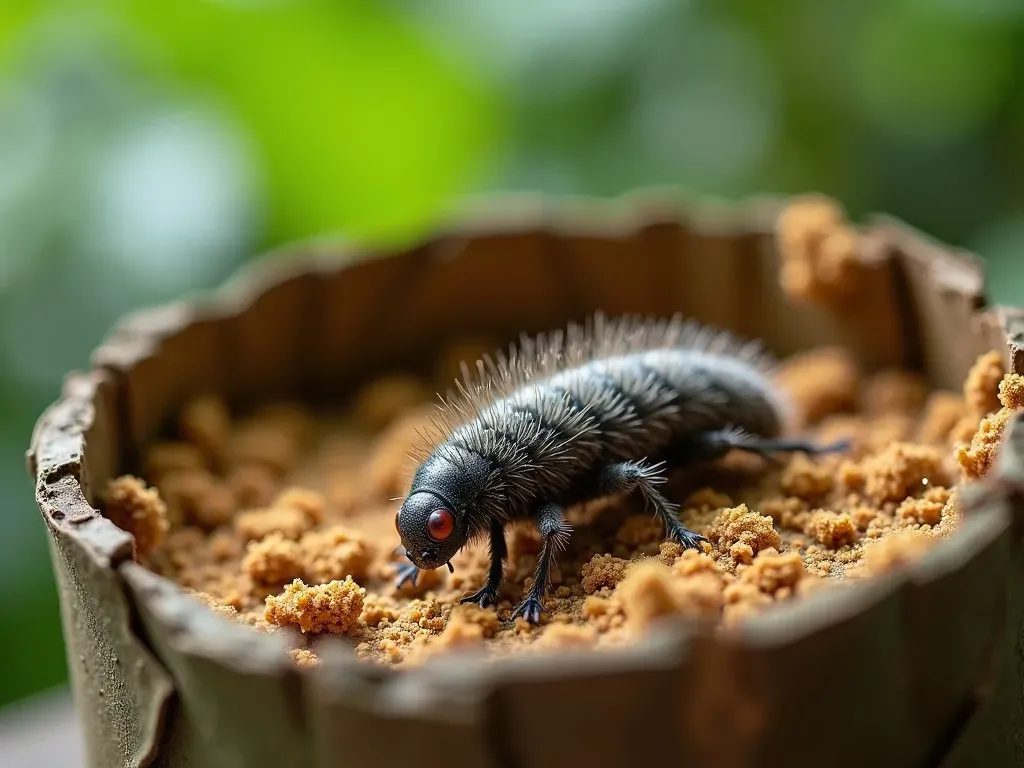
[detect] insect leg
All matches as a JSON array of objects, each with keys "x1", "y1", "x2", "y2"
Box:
[
  {"x1": 512, "y1": 502, "x2": 571, "y2": 625},
  {"x1": 458, "y1": 519, "x2": 508, "y2": 609},
  {"x1": 598, "y1": 460, "x2": 707, "y2": 550},
  {"x1": 394, "y1": 561, "x2": 420, "y2": 589},
  {"x1": 673, "y1": 428, "x2": 851, "y2": 464}
]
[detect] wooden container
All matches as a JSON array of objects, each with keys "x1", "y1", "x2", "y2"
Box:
[{"x1": 28, "y1": 191, "x2": 1024, "y2": 768}]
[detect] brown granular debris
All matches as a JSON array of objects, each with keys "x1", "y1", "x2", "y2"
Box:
[
  {"x1": 774, "y1": 347, "x2": 860, "y2": 425},
  {"x1": 780, "y1": 454, "x2": 834, "y2": 499},
  {"x1": 705, "y1": 504, "x2": 781, "y2": 560},
  {"x1": 235, "y1": 506, "x2": 313, "y2": 542},
  {"x1": 226, "y1": 464, "x2": 280, "y2": 508},
  {"x1": 956, "y1": 407, "x2": 1014, "y2": 481},
  {"x1": 273, "y1": 487, "x2": 325, "y2": 525},
  {"x1": 444, "y1": 603, "x2": 500, "y2": 641},
  {"x1": 242, "y1": 533, "x2": 305, "y2": 585},
  {"x1": 615, "y1": 515, "x2": 664, "y2": 549},
  {"x1": 209, "y1": 529, "x2": 243, "y2": 561},
  {"x1": 289, "y1": 648, "x2": 321, "y2": 668},
  {"x1": 192, "y1": 591, "x2": 240, "y2": 619},
  {"x1": 229, "y1": 421, "x2": 302, "y2": 477},
  {"x1": 431, "y1": 614, "x2": 487, "y2": 651},
  {"x1": 535, "y1": 623, "x2": 598, "y2": 649},
  {"x1": 300, "y1": 525, "x2": 374, "y2": 584},
  {"x1": 350, "y1": 374, "x2": 431, "y2": 432},
  {"x1": 964, "y1": 351, "x2": 1005, "y2": 416},
  {"x1": 776, "y1": 196, "x2": 864, "y2": 306},
  {"x1": 616, "y1": 561, "x2": 722, "y2": 629},
  {"x1": 671, "y1": 549, "x2": 720, "y2": 577},
  {"x1": 1000, "y1": 373, "x2": 1024, "y2": 409},
  {"x1": 581, "y1": 554, "x2": 630, "y2": 594},
  {"x1": 180, "y1": 394, "x2": 231, "y2": 469},
  {"x1": 156, "y1": 470, "x2": 235, "y2": 530},
  {"x1": 955, "y1": 373, "x2": 1024, "y2": 480},
  {"x1": 758, "y1": 496, "x2": 809, "y2": 529},
  {"x1": 264, "y1": 577, "x2": 365, "y2": 634},
  {"x1": 363, "y1": 408, "x2": 438, "y2": 501},
  {"x1": 140, "y1": 342, "x2": 986, "y2": 663},
  {"x1": 849, "y1": 530, "x2": 936, "y2": 578},
  {"x1": 896, "y1": 497, "x2": 944, "y2": 527},
  {"x1": 738, "y1": 549, "x2": 805, "y2": 596},
  {"x1": 360, "y1": 598, "x2": 400, "y2": 627},
  {"x1": 805, "y1": 510, "x2": 858, "y2": 549},
  {"x1": 863, "y1": 370, "x2": 928, "y2": 417},
  {"x1": 917, "y1": 392, "x2": 967, "y2": 445},
  {"x1": 105, "y1": 476, "x2": 169, "y2": 559},
  {"x1": 950, "y1": 416, "x2": 983, "y2": 447},
  {"x1": 860, "y1": 442, "x2": 946, "y2": 503},
  {"x1": 145, "y1": 442, "x2": 206, "y2": 481}
]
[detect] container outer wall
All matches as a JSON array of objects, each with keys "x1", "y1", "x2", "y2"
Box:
[{"x1": 26, "y1": 192, "x2": 1024, "y2": 768}]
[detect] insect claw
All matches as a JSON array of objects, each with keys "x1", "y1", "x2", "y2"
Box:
[{"x1": 395, "y1": 561, "x2": 420, "y2": 589}]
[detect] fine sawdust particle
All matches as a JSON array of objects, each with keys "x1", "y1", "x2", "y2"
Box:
[
  {"x1": 805, "y1": 511, "x2": 858, "y2": 549},
  {"x1": 180, "y1": 394, "x2": 232, "y2": 469},
  {"x1": 705, "y1": 504, "x2": 782, "y2": 561},
  {"x1": 776, "y1": 196, "x2": 865, "y2": 307},
  {"x1": 581, "y1": 554, "x2": 630, "y2": 594},
  {"x1": 104, "y1": 476, "x2": 168, "y2": 559},
  {"x1": 863, "y1": 370, "x2": 928, "y2": 417},
  {"x1": 848, "y1": 530, "x2": 937, "y2": 578},
  {"x1": 535, "y1": 622, "x2": 598, "y2": 649},
  {"x1": 956, "y1": 373, "x2": 1024, "y2": 480},
  {"x1": 117, "y1": 335, "x2": 1000, "y2": 669},
  {"x1": 236, "y1": 506, "x2": 315, "y2": 542},
  {"x1": 429, "y1": 603, "x2": 502, "y2": 654},
  {"x1": 615, "y1": 560, "x2": 722, "y2": 629},
  {"x1": 264, "y1": 577, "x2": 365, "y2": 635},
  {"x1": 289, "y1": 648, "x2": 321, "y2": 668},
  {"x1": 774, "y1": 347, "x2": 860, "y2": 425},
  {"x1": 192, "y1": 591, "x2": 240, "y2": 620},
  {"x1": 242, "y1": 533, "x2": 305, "y2": 585},
  {"x1": 350, "y1": 374, "x2": 433, "y2": 432},
  {"x1": 738, "y1": 549, "x2": 805, "y2": 596},
  {"x1": 859, "y1": 443, "x2": 946, "y2": 504},
  {"x1": 918, "y1": 393, "x2": 967, "y2": 446},
  {"x1": 963, "y1": 351, "x2": 1005, "y2": 416}
]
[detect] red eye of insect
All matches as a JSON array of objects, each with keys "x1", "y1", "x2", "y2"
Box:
[{"x1": 427, "y1": 508, "x2": 455, "y2": 541}]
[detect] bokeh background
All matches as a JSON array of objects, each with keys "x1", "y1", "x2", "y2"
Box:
[{"x1": 3, "y1": 0, "x2": 1024, "y2": 710}]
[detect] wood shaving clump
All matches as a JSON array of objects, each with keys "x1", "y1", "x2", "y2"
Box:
[
  {"x1": 113, "y1": 338, "x2": 1003, "y2": 669},
  {"x1": 264, "y1": 577, "x2": 365, "y2": 635},
  {"x1": 776, "y1": 196, "x2": 865, "y2": 306},
  {"x1": 105, "y1": 476, "x2": 168, "y2": 559},
  {"x1": 242, "y1": 533, "x2": 305, "y2": 585},
  {"x1": 774, "y1": 347, "x2": 860, "y2": 425},
  {"x1": 615, "y1": 561, "x2": 722, "y2": 629},
  {"x1": 581, "y1": 554, "x2": 630, "y2": 594},
  {"x1": 963, "y1": 351, "x2": 1005, "y2": 416},
  {"x1": 705, "y1": 504, "x2": 782, "y2": 562},
  {"x1": 956, "y1": 373, "x2": 1024, "y2": 479}
]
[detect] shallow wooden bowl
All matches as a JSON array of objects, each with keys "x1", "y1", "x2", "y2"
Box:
[{"x1": 28, "y1": 191, "x2": 1024, "y2": 768}]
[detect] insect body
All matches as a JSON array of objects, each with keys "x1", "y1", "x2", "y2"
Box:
[{"x1": 394, "y1": 313, "x2": 846, "y2": 624}]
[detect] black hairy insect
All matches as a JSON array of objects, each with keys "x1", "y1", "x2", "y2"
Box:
[{"x1": 393, "y1": 312, "x2": 848, "y2": 624}]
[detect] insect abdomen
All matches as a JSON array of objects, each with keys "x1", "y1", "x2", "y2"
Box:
[{"x1": 447, "y1": 346, "x2": 784, "y2": 520}]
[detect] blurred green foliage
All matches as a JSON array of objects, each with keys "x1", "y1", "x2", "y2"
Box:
[{"x1": 2, "y1": 0, "x2": 1024, "y2": 709}]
